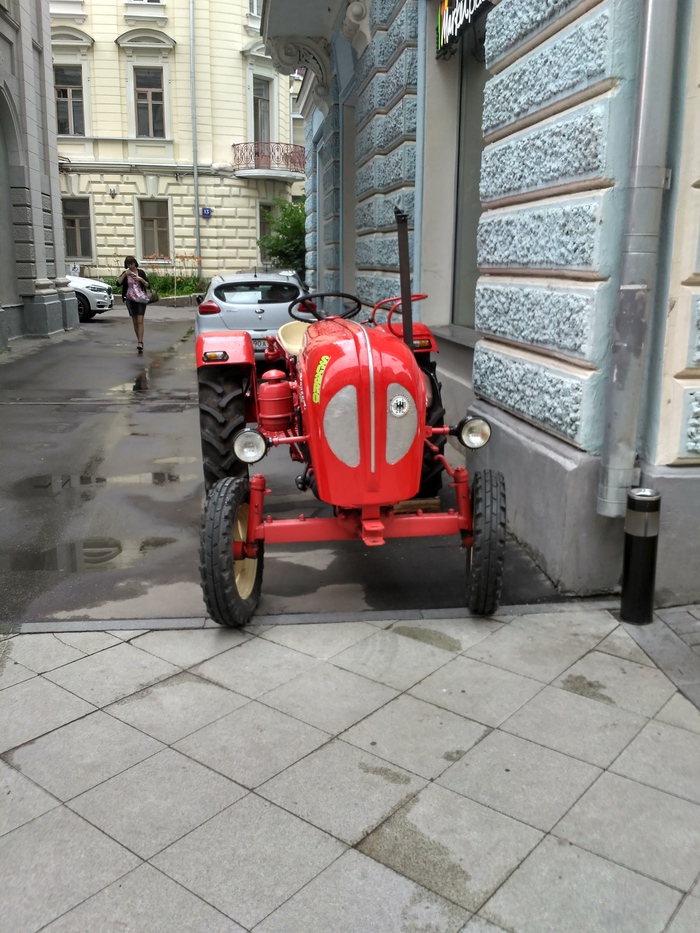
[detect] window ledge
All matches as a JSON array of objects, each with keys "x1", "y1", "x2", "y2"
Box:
[
  {"x1": 246, "y1": 12, "x2": 261, "y2": 36},
  {"x1": 124, "y1": 1, "x2": 168, "y2": 27},
  {"x1": 431, "y1": 324, "x2": 480, "y2": 349},
  {"x1": 50, "y1": 1, "x2": 86, "y2": 24}
]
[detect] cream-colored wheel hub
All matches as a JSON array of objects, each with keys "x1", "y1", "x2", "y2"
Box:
[{"x1": 233, "y1": 503, "x2": 257, "y2": 599}]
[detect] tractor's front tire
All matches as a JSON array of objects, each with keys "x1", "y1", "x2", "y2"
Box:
[
  {"x1": 200, "y1": 476, "x2": 264, "y2": 627},
  {"x1": 466, "y1": 469, "x2": 506, "y2": 616},
  {"x1": 198, "y1": 367, "x2": 248, "y2": 492}
]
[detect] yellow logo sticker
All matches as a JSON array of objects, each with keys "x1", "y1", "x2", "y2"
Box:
[{"x1": 312, "y1": 355, "x2": 331, "y2": 403}]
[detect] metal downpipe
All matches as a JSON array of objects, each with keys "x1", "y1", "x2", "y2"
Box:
[
  {"x1": 189, "y1": 0, "x2": 202, "y2": 272},
  {"x1": 596, "y1": 0, "x2": 678, "y2": 517}
]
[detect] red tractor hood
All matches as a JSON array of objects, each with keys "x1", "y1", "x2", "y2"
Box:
[{"x1": 298, "y1": 319, "x2": 427, "y2": 507}]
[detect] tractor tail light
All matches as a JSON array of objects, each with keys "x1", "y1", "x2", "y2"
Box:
[{"x1": 198, "y1": 300, "x2": 220, "y2": 315}]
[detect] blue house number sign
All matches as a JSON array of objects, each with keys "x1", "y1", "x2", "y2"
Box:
[{"x1": 202, "y1": 207, "x2": 213, "y2": 218}]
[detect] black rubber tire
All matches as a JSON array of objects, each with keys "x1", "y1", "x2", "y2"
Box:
[
  {"x1": 198, "y1": 367, "x2": 248, "y2": 492},
  {"x1": 77, "y1": 295, "x2": 95, "y2": 323},
  {"x1": 466, "y1": 469, "x2": 506, "y2": 616},
  {"x1": 199, "y1": 476, "x2": 264, "y2": 627},
  {"x1": 418, "y1": 364, "x2": 446, "y2": 498}
]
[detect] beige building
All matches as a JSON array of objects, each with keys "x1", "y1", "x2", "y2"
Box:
[{"x1": 49, "y1": 0, "x2": 304, "y2": 281}]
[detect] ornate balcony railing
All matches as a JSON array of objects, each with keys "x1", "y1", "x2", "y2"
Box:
[{"x1": 232, "y1": 141, "x2": 305, "y2": 174}]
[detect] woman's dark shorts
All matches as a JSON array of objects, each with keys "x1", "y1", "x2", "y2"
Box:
[{"x1": 125, "y1": 299, "x2": 147, "y2": 317}]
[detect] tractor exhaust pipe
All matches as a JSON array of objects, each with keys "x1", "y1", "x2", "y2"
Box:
[{"x1": 394, "y1": 207, "x2": 414, "y2": 353}]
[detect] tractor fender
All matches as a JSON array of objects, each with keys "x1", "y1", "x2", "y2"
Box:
[
  {"x1": 195, "y1": 331, "x2": 256, "y2": 369},
  {"x1": 196, "y1": 331, "x2": 258, "y2": 422}
]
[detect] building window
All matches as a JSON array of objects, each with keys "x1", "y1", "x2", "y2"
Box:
[
  {"x1": 140, "y1": 200, "x2": 170, "y2": 258},
  {"x1": 63, "y1": 198, "x2": 92, "y2": 258},
  {"x1": 55, "y1": 66, "x2": 85, "y2": 136},
  {"x1": 253, "y1": 77, "x2": 270, "y2": 143},
  {"x1": 249, "y1": 0, "x2": 262, "y2": 15},
  {"x1": 135, "y1": 68, "x2": 164, "y2": 138}
]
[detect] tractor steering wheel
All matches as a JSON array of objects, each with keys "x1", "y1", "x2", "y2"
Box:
[
  {"x1": 370, "y1": 294, "x2": 428, "y2": 337},
  {"x1": 288, "y1": 292, "x2": 362, "y2": 322}
]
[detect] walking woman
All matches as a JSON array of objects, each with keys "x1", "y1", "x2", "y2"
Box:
[{"x1": 117, "y1": 256, "x2": 150, "y2": 353}]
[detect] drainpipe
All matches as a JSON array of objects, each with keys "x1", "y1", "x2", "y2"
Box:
[
  {"x1": 189, "y1": 0, "x2": 202, "y2": 274},
  {"x1": 596, "y1": 0, "x2": 678, "y2": 517}
]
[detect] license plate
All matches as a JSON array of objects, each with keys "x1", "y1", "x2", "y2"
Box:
[{"x1": 253, "y1": 339, "x2": 267, "y2": 350}]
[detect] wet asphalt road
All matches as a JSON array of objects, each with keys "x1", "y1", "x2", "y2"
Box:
[{"x1": 0, "y1": 305, "x2": 561, "y2": 626}]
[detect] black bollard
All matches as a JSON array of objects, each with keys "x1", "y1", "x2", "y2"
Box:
[{"x1": 620, "y1": 488, "x2": 661, "y2": 625}]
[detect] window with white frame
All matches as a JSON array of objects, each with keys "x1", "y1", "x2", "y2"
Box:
[
  {"x1": 249, "y1": 0, "x2": 262, "y2": 15},
  {"x1": 135, "y1": 68, "x2": 165, "y2": 137},
  {"x1": 253, "y1": 77, "x2": 270, "y2": 143},
  {"x1": 139, "y1": 200, "x2": 170, "y2": 258},
  {"x1": 63, "y1": 198, "x2": 92, "y2": 259},
  {"x1": 55, "y1": 66, "x2": 85, "y2": 135}
]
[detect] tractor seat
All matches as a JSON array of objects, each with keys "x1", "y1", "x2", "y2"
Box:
[{"x1": 277, "y1": 320, "x2": 311, "y2": 356}]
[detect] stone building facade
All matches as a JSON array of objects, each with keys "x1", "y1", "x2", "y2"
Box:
[
  {"x1": 263, "y1": 0, "x2": 700, "y2": 604},
  {"x1": 0, "y1": 0, "x2": 77, "y2": 351},
  {"x1": 50, "y1": 0, "x2": 303, "y2": 281}
]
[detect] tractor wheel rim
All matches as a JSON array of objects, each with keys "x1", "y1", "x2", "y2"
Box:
[{"x1": 233, "y1": 503, "x2": 256, "y2": 599}]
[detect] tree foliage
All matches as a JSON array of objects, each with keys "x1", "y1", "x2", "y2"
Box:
[{"x1": 257, "y1": 197, "x2": 306, "y2": 280}]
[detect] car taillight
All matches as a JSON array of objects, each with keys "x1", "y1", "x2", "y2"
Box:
[{"x1": 198, "y1": 300, "x2": 220, "y2": 315}]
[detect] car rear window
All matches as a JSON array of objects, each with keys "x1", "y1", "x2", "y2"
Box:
[{"x1": 214, "y1": 282, "x2": 300, "y2": 304}]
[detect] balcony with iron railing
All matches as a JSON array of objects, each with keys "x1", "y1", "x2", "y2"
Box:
[{"x1": 232, "y1": 142, "x2": 305, "y2": 181}]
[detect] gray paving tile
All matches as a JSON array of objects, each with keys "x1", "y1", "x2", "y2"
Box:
[
  {"x1": 0, "y1": 677, "x2": 94, "y2": 754},
  {"x1": 666, "y1": 897, "x2": 700, "y2": 932},
  {"x1": 0, "y1": 806, "x2": 139, "y2": 932},
  {"x1": 259, "y1": 621, "x2": 377, "y2": 659},
  {"x1": 610, "y1": 720, "x2": 700, "y2": 804},
  {"x1": 438, "y1": 730, "x2": 601, "y2": 831},
  {"x1": 342, "y1": 694, "x2": 489, "y2": 779},
  {"x1": 3, "y1": 634, "x2": 86, "y2": 672},
  {"x1": 389, "y1": 617, "x2": 502, "y2": 653},
  {"x1": 175, "y1": 701, "x2": 330, "y2": 787},
  {"x1": 52, "y1": 631, "x2": 124, "y2": 654},
  {"x1": 255, "y1": 848, "x2": 469, "y2": 933},
  {"x1": 501, "y1": 685, "x2": 647, "y2": 767},
  {"x1": 258, "y1": 738, "x2": 425, "y2": 844},
  {"x1": 3, "y1": 710, "x2": 163, "y2": 801},
  {"x1": 130, "y1": 627, "x2": 251, "y2": 668},
  {"x1": 553, "y1": 771, "x2": 700, "y2": 889},
  {"x1": 409, "y1": 656, "x2": 543, "y2": 727},
  {"x1": 105, "y1": 671, "x2": 249, "y2": 745},
  {"x1": 42, "y1": 864, "x2": 245, "y2": 932},
  {"x1": 622, "y1": 619, "x2": 700, "y2": 688},
  {"x1": 461, "y1": 920, "x2": 506, "y2": 932},
  {"x1": 554, "y1": 651, "x2": 676, "y2": 718},
  {"x1": 0, "y1": 656, "x2": 35, "y2": 690},
  {"x1": 191, "y1": 637, "x2": 317, "y2": 698},
  {"x1": 107, "y1": 630, "x2": 149, "y2": 641},
  {"x1": 0, "y1": 759, "x2": 58, "y2": 836},
  {"x1": 44, "y1": 643, "x2": 180, "y2": 708},
  {"x1": 509, "y1": 609, "x2": 618, "y2": 646},
  {"x1": 359, "y1": 783, "x2": 541, "y2": 912},
  {"x1": 331, "y1": 629, "x2": 454, "y2": 690},
  {"x1": 480, "y1": 836, "x2": 680, "y2": 933},
  {"x1": 69, "y1": 748, "x2": 246, "y2": 858},
  {"x1": 464, "y1": 625, "x2": 591, "y2": 683},
  {"x1": 260, "y1": 662, "x2": 397, "y2": 734},
  {"x1": 595, "y1": 627, "x2": 655, "y2": 667},
  {"x1": 152, "y1": 793, "x2": 344, "y2": 929},
  {"x1": 655, "y1": 692, "x2": 700, "y2": 734}
]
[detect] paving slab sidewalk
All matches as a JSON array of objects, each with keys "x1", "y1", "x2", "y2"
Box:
[{"x1": 2, "y1": 603, "x2": 700, "y2": 932}]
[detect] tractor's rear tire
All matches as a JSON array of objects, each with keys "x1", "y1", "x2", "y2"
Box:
[
  {"x1": 198, "y1": 367, "x2": 248, "y2": 492},
  {"x1": 418, "y1": 365, "x2": 446, "y2": 498},
  {"x1": 200, "y1": 476, "x2": 264, "y2": 627},
  {"x1": 466, "y1": 469, "x2": 506, "y2": 616}
]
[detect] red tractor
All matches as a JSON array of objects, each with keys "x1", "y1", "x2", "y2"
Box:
[{"x1": 196, "y1": 211, "x2": 506, "y2": 626}]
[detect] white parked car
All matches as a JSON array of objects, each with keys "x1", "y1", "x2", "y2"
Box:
[{"x1": 68, "y1": 275, "x2": 114, "y2": 323}]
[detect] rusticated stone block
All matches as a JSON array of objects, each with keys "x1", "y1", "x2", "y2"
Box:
[
  {"x1": 689, "y1": 294, "x2": 700, "y2": 368},
  {"x1": 483, "y1": 9, "x2": 610, "y2": 135},
  {"x1": 480, "y1": 102, "x2": 607, "y2": 202},
  {"x1": 356, "y1": 272, "x2": 402, "y2": 306},
  {"x1": 485, "y1": 0, "x2": 585, "y2": 68},
  {"x1": 370, "y1": 0, "x2": 409, "y2": 32},
  {"x1": 682, "y1": 388, "x2": 700, "y2": 457}
]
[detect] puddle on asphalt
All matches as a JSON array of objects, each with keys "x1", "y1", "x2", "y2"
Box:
[
  {"x1": 14, "y1": 472, "x2": 198, "y2": 497},
  {"x1": 0, "y1": 536, "x2": 177, "y2": 573}
]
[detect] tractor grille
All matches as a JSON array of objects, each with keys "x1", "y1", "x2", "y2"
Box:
[
  {"x1": 385, "y1": 383, "x2": 417, "y2": 464},
  {"x1": 323, "y1": 385, "x2": 360, "y2": 467}
]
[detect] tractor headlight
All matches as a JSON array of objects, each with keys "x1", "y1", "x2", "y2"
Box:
[
  {"x1": 233, "y1": 429, "x2": 267, "y2": 463},
  {"x1": 457, "y1": 417, "x2": 491, "y2": 449}
]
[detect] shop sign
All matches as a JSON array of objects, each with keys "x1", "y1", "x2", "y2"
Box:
[{"x1": 436, "y1": 0, "x2": 491, "y2": 57}]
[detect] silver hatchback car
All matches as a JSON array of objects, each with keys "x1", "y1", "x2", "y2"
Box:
[{"x1": 195, "y1": 270, "x2": 306, "y2": 357}]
